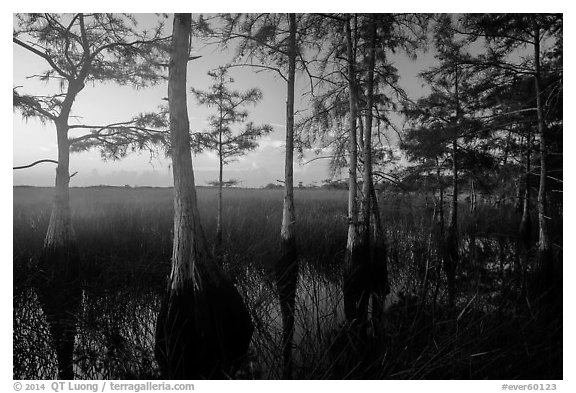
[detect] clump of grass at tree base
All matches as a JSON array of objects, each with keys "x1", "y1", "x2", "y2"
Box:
[{"x1": 13, "y1": 186, "x2": 561, "y2": 379}]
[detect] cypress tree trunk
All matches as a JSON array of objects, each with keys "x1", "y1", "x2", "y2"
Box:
[
  {"x1": 216, "y1": 99, "x2": 224, "y2": 250},
  {"x1": 44, "y1": 124, "x2": 74, "y2": 250},
  {"x1": 361, "y1": 18, "x2": 376, "y2": 255},
  {"x1": 533, "y1": 21, "x2": 553, "y2": 287},
  {"x1": 276, "y1": 12, "x2": 299, "y2": 379},
  {"x1": 343, "y1": 15, "x2": 368, "y2": 332},
  {"x1": 155, "y1": 14, "x2": 253, "y2": 379},
  {"x1": 445, "y1": 67, "x2": 459, "y2": 308},
  {"x1": 469, "y1": 178, "x2": 476, "y2": 213},
  {"x1": 515, "y1": 176, "x2": 523, "y2": 214},
  {"x1": 216, "y1": 139, "x2": 223, "y2": 249},
  {"x1": 445, "y1": 137, "x2": 458, "y2": 308},
  {"x1": 519, "y1": 127, "x2": 532, "y2": 249},
  {"x1": 345, "y1": 17, "x2": 359, "y2": 252},
  {"x1": 425, "y1": 172, "x2": 430, "y2": 209},
  {"x1": 436, "y1": 157, "x2": 445, "y2": 235},
  {"x1": 357, "y1": 112, "x2": 365, "y2": 154},
  {"x1": 432, "y1": 157, "x2": 445, "y2": 314}
]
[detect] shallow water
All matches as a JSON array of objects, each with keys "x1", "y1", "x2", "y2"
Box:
[
  {"x1": 14, "y1": 262, "x2": 354, "y2": 379},
  {"x1": 14, "y1": 233, "x2": 520, "y2": 379}
]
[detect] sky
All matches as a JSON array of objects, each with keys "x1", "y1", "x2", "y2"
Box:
[
  {"x1": 10, "y1": 9, "x2": 567, "y2": 189},
  {"x1": 12, "y1": 13, "x2": 435, "y2": 188}
]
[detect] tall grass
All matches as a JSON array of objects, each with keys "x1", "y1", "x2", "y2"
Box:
[{"x1": 13, "y1": 186, "x2": 561, "y2": 379}]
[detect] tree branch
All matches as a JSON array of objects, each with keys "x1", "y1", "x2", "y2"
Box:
[
  {"x1": 227, "y1": 63, "x2": 288, "y2": 82},
  {"x1": 13, "y1": 159, "x2": 58, "y2": 170},
  {"x1": 13, "y1": 37, "x2": 71, "y2": 79}
]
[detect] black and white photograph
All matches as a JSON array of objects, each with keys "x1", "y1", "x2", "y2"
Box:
[{"x1": 11, "y1": 8, "x2": 565, "y2": 385}]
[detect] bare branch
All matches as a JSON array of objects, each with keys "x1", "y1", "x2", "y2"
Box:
[
  {"x1": 227, "y1": 63, "x2": 288, "y2": 82},
  {"x1": 302, "y1": 155, "x2": 339, "y2": 165},
  {"x1": 13, "y1": 159, "x2": 58, "y2": 170}
]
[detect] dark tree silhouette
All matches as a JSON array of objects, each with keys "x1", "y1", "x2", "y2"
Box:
[{"x1": 462, "y1": 13, "x2": 563, "y2": 291}]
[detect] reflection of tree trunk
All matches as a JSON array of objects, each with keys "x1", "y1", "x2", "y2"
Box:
[
  {"x1": 155, "y1": 14, "x2": 253, "y2": 379},
  {"x1": 276, "y1": 237, "x2": 297, "y2": 379},
  {"x1": 276, "y1": 12, "x2": 298, "y2": 379}
]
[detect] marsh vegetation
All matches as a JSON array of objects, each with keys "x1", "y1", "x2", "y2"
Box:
[{"x1": 13, "y1": 186, "x2": 562, "y2": 379}]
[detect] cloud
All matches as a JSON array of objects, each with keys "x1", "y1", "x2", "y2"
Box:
[{"x1": 258, "y1": 139, "x2": 284, "y2": 150}]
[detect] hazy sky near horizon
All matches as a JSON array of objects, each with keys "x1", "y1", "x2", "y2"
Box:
[{"x1": 12, "y1": 13, "x2": 435, "y2": 188}]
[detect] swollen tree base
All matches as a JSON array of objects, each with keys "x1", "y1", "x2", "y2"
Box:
[
  {"x1": 343, "y1": 243, "x2": 370, "y2": 335},
  {"x1": 368, "y1": 185, "x2": 389, "y2": 323},
  {"x1": 531, "y1": 247, "x2": 561, "y2": 298},
  {"x1": 36, "y1": 244, "x2": 82, "y2": 380},
  {"x1": 368, "y1": 238, "x2": 388, "y2": 322},
  {"x1": 155, "y1": 268, "x2": 253, "y2": 379},
  {"x1": 519, "y1": 212, "x2": 533, "y2": 250}
]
